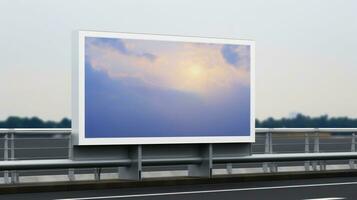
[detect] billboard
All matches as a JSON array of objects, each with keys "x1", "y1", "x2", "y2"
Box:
[{"x1": 72, "y1": 31, "x2": 255, "y2": 145}]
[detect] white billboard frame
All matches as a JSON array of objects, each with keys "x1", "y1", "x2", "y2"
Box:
[{"x1": 72, "y1": 30, "x2": 255, "y2": 145}]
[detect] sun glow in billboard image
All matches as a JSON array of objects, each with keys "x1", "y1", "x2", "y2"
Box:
[{"x1": 72, "y1": 31, "x2": 255, "y2": 145}]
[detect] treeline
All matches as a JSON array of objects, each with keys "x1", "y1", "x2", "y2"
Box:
[
  {"x1": 256, "y1": 114, "x2": 357, "y2": 128},
  {"x1": 0, "y1": 114, "x2": 357, "y2": 128},
  {"x1": 0, "y1": 116, "x2": 71, "y2": 128}
]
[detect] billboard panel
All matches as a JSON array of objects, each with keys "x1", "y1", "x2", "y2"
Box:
[{"x1": 72, "y1": 31, "x2": 255, "y2": 145}]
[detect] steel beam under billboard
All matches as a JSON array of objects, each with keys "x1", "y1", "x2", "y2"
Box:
[{"x1": 72, "y1": 31, "x2": 255, "y2": 145}]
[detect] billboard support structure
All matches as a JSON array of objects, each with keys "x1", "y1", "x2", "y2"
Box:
[
  {"x1": 72, "y1": 143, "x2": 251, "y2": 180},
  {"x1": 188, "y1": 144, "x2": 213, "y2": 178},
  {"x1": 118, "y1": 145, "x2": 142, "y2": 180}
]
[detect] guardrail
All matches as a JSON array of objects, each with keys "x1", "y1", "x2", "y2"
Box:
[
  {"x1": 2, "y1": 152, "x2": 357, "y2": 170},
  {"x1": 0, "y1": 128, "x2": 356, "y2": 184}
]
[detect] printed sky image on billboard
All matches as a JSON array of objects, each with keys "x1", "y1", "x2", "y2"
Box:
[{"x1": 84, "y1": 35, "x2": 251, "y2": 138}]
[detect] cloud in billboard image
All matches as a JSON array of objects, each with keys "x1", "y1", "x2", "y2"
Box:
[{"x1": 84, "y1": 36, "x2": 251, "y2": 138}]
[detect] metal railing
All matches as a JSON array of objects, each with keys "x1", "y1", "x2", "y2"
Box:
[{"x1": 0, "y1": 128, "x2": 356, "y2": 184}]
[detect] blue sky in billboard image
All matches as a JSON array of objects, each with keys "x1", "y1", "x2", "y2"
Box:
[{"x1": 85, "y1": 37, "x2": 250, "y2": 137}]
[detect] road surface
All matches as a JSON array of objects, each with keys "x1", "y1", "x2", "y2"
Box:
[{"x1": 1, "y1": 176, "x2": 357, "y2": 200}]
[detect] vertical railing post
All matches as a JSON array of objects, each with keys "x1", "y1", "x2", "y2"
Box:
[
  {"x1": 3, "y1": 133, "x2": 9, "y2": 184},
  {"x1": 68, "y1": 134, "x2": 75, "y2": 181},
  {"x1": 263, "y1": 132, "x2": 270, "y2": 172},
  {"x1": 312, "y1": 131, "x2": 320, "y2": 171},
  {"x1": 263, "y1": 131, "x2": 276, "y2": 173},
  {"x1": 304, "y1": 133, "x2": 310, "y2": 171},
  {"x1": 94, "y1": 168, "x2": 101, "y2": 181},
  {"x1": 226, "y1": 163, "x2": 233, "y2": 174},
  {"x1": 269, "y1": 132, "x2": 278, "y2": 172},
  {"x1": 10, "y1": 132, "x2": 18, "y2": 183},
  {"x1": 349, "y1": 133, "x2": 356, "y2": 169},
  {"x1": 319, "y1": 130, "x2": 326, "y2": 171},
  {"x1": 269, "y1": 132, "x2": 273, "y2": 153}
]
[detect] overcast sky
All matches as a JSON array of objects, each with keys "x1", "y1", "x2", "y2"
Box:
[{"x1": 0, "y1": 0, "x2": 356, "y2": 121}]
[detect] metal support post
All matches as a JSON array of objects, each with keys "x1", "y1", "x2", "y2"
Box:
[
  {"x1": 118, "y1": 145, "x2": 142, "y2": 180},
  {"x1": 68, "y1": 135, "x2": 75, "y2": 181},
  {"x1": 312, "y1": 132, "x2": 320, "y2": 171},
  {"x1": 269, "y1": 132, "x2": 278, "y2": 172},
  {"x1": 10, "y1": 132, "x2": 18, "y2": 183},
  {"x1": 188, "y1": 144, "x2": 213, "y2": 178},
  {"x1": 226, "y1": 163, "x2": 233, "y2": 174},
  {"x1": 304, "y1": 133, "x2": 310, "y2": 171},
  {"x1": 94, "y1": 168, "x2": 101, "y2": 181},
  {"x1": 3, "y1": 134, "x2": 9, "y2": 184},
  {"x1": 262, "y1": 132, "x2": 277, "y2": 172},
  {"x1": 320, "y1": 160, "x2": 327, "y2": 171},
  {"x1": 263, "y1": 132, "x2": 270, "y2": 172},
  {"x1": 350, "y1": 133, "x2": 356, "y2": 169}
]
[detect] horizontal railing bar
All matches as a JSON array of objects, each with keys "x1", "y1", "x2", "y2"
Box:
[
  {"x1": 255, "y1": 128, "x2": 357, "y2": 133},
  {"x1": 0, "y1": 159, "x2": 131, "y2": 170},
  {"x1": 1, "y1": 152, "x2": 357, "y2": 170},
  {"x1": 319, "y1": 142, "x2": 353, "y2": 145},
  {"x1": 0, "y1": 128, "x2": 71, "y2": 134},
  {"x1": 0, "y1": 148, "x2": 67, "y2": 150},
  {"x1": 213, "y1": 152, "x2": 357, "y2": 163},
  {"x1": 6, "y1": 138, "x2": 68, "y2": 140},
  {"x1": 267, "y1": 143, "x2": 308, "y2": 146},
  {"x1": 267, "y1": 142, "x2": 353, "y2": 146},
  {"x1": 11, "y1": 147, "x2": 69, "y2": 150},
  {"x1": 0, "y1": 128, "x2": 356, "y2": 134},
  {"x1": 11, "y1": 156, "x2": 69, "y2": 160},
  {"x1": 143, "y1": 157, "x2": 202, "y2": 166}
]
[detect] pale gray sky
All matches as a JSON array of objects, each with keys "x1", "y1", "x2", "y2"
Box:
[{"x1": 0, "y1": 0, "x2": 356, "y2": 121}]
